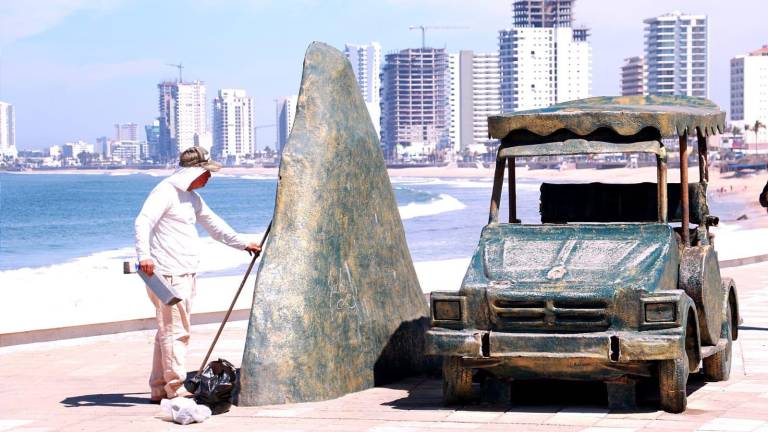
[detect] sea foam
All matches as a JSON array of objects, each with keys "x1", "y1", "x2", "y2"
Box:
[{"x1": 398, "y1": 194, "x2": 465, "y2": 220}]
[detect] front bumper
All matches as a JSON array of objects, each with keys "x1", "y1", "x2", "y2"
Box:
[{"x1": 426, "y1": 327, "x2": 685, "y2": 363}]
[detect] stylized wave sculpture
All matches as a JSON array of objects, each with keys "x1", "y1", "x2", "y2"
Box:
[{"x1": 238, "y1": 42, "x2": 429, "y2": 406}]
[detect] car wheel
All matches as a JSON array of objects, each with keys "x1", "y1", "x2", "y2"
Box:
[
  {"x1": 442, "y1": 356, "x2": 473, "y2": 405},
  {"x1": 658, "y1": 348, "x2": 689, "y2": 413},
  {"x1": 703, "y1": 302, "x2": 732, "y2": 381}
]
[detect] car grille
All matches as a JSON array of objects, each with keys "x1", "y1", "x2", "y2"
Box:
[{"x1": 489, "y1": 298, "x2": 609, "y2": 332}]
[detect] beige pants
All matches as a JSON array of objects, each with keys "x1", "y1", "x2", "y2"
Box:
[{"x1": 146, "y1": 273, "x2": 196, "y2": 400}]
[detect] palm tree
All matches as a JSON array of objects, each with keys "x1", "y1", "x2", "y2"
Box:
[{"x1": 751, "y1": 120, "x2": 766, "y2": 155}]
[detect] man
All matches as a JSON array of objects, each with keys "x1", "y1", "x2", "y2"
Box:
[{"x1": 135, "y1": 146, "x2": 260, "y2": 403}]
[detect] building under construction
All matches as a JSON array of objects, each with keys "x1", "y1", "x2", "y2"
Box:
[{"x1": 379, "y1": 48, "x2": 449, "y2": 160}]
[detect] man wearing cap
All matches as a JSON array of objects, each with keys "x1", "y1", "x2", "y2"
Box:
[{"x1": 135, "y1": 147, "x2": 261, "y2": 402}]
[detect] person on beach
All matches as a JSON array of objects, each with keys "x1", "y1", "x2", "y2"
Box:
[{"x1": 134, "y1": 146, "x2": 261, "y2": 403}]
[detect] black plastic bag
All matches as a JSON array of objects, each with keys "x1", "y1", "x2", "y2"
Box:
[{"x1": 190, "y1": 358, "x2": 236, "y2": 415}]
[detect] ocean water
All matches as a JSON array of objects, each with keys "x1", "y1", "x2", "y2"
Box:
[
  {"x1": 0, "y1": 172, "x2": 543, "y2": 272},
  {"x1": 0, "y1": 171, "x2": 747, "y2": 273}
]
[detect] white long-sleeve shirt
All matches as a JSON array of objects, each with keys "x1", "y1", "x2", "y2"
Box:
[{"x1": 135, "y1": 167, "x2": 249, "y2": 275}]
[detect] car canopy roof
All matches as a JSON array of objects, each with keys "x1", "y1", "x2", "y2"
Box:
[{"x1": 489, "y1": 95, "x2": 725, "y2": 157}]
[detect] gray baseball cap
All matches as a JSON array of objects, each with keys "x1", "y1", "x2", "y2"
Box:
[{"x1": 179, "y1": 147, "x2": 221, "y2": 172}]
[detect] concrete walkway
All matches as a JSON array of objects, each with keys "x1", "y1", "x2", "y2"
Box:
[{"x1": 1, "y1": 262, "x2": 767, "y2": 431}]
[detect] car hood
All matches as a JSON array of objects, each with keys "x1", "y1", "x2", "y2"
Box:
[{"x1": 479, "y1": 223, "x2": 678, "y2": 289}]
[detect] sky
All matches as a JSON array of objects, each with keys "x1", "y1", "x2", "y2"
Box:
[{"x1": 1, "y1": 0, "x2": 766, "y2": 150}]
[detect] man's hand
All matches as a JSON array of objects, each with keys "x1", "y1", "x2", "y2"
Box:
[
  {"x1": 139, "y1": 259, "x2": 155, "y2": 277},
  {"x1": 245, "y1": 243, "x2": 262, "y2": 256}
]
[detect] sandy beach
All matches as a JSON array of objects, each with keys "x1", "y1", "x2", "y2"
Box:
[{"x1": 3, "y1": 164, "x2": 767, "y2": 338}]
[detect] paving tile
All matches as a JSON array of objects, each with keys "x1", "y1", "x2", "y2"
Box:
[
  {"x1": 496, "y1": 410, "x2": 557, "y2": 425},
  {"x1": 443, "y1": 410, "x2": 503, "y2": 423},
  {"x1": 371, "y1": 420, "x2": 484, "y2": 430},
  {"x1": 697, "y1": 418, "x2": 767, "y2": 432},
  {"x1": 545, "y1": 413, "x2": 602, "y2": 426},
  {"x1": 639, "y1": 419, "x2": 703, "y2": 430},
  {"x1": 594, "y1": 418, "x2": 651, "y2": 429},
  {"x1": 604, "y1": 410, "x2": 662, "y2": 420},
  {"x1": 580, "y1": 427, "x2": 639, "y2": 432},
  {"x1": 0, "y1": 420, "x2": 33, "y2": 432}
]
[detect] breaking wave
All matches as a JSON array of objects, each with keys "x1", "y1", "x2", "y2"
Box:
[{"x1": 398, "y1": 194, "x2": 466, "y2": 220}]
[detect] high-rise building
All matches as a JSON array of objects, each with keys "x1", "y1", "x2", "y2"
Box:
[
  {"x1": 621, "y1": 56, "x2": 647, "y2": 96},
  {"x1": 380, "y1": 48, "x2": 449, "y2": 158},
  {"x1": 114, "y1": 123, "x2": 138, "y2": 141},
  {"x1": 471, "y1": 53, "x2": 502, "y2": 147},
  {"x1": 213, "y1": 89, "x2": 254, "y2": 163},
  {"x1": 447, "y1": 54, "x2": 463, "y2": 154},
  {"x1": 344, "y1": 42, "x2": 383, "y2": 134},
  {"x1": 276, "y1": 95, "x2": 298, "y2": 154},
  {"x1": 447, "y1": 51, "x2": 502, "y2": 154},
  {"x1": 0, "y1": 101, "x2": 17, "y2": 159},
  {"x1": 731, "y1": 45, "x2": 768, "y2": 129},
  {"x1": 644, "y1": 12, "x2": 708, "y2": 98},
  {"x1": 499, "y1": 0, "x2": 591, "y2": 113},
  {"x1": 513, "y1": 0, "x2": 573, "y2": 28},
  {"x1": 157, "y1": 80, "x2": 207, "y2": 161},
  {"x1": 97, "y1": 136, "x2": 110, "y2": 159},
  {"x1": 145, "y1": 120, "x2": 160, "y2": 160}
]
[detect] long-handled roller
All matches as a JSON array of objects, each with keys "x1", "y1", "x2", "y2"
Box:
[{"x1": 185, "y1": 221, "x2": 272, "y2": 392}]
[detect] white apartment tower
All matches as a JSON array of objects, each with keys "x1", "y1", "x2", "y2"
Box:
[
  {"x1": 0, "y1": 101, "x2": 17, "y2": 159},
  {"x1": 447, "y1": 54, "x2": 462, "y2": 154},
  {"x1": 731, "y1": 45, "x2": 768, "y2": 127},
  {"x1": 621, "y1": 56, "x2": 647, "y2": 96},
  {"x1": 499, "y1": 0, "x2": 591, "y2": 112},
  {"x1": 276, "y1": 95, "x2": 298, "y2": 154},
  {"x1": 448, "y1": 51, "x2": 502, "y2": 153},
  {"x1": 344, "y1": 42, "x2": 383, "y2": 135},
  {"x1": 471, "y1": 53, "x2": 502, "y2": 147},
  {"x1": 213, "y1": 89, "x2": 255, "y2": 162},
  {"x1": 157, "y1": 80, "x2": 207, "y2": 161},
  {"x1": 644, "y1": 12, "x2": 708, "y2": 98}
]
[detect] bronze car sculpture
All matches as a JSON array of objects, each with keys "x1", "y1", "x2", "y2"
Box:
[{"x1": 426, "y1": 96, "x2": 739, "y2": 413}]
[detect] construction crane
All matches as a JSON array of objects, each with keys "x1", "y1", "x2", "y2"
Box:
[
  {"x1": 166, "y1": 62, "x2": 184, "y2": 82},
  {"x1": 408, "y1": 25, "x2": 468, "y2": 49}
]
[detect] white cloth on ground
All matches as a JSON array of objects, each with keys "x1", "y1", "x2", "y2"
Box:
[
  {"x1": 160, "y1": 397, "x2": 212, "y2": 425},
  {"x1": 134, "y1": 167, "x2": 249, "y2": 275}
]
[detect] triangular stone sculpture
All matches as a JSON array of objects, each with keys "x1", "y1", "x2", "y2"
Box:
[{"x1": 238, "y1": 42, "x2": 429, "y2": 406}]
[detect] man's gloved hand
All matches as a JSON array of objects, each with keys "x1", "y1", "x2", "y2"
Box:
[
  {"x1": 139, "y1": 259, "x2": 155, "y2": 277},
  {"x1": 245, "y1": 243, "x2": 262, "y2": 256}
]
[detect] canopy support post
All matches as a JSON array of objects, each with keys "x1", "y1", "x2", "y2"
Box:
[
  {"x1": 657, "y1": 145, "x2": 668, "y2": 223},
  {"x1": 489, "y1": 157, "x2": 505, "y2": 224},
  {"x1": 508, "y1": 157, "x2": 519, "y2": 223},
  {"x1": 680, "y1": 133, "x2": 690, "y2": 247}
]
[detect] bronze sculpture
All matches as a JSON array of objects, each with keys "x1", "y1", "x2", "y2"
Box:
[{"x1": 238, "y1": 42, "x2": 429, "y2": 406}]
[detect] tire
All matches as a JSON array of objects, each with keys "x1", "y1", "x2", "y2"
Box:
[
  {"x1": 442, "y1": 356, "x2": 473, "y2": 405},
  {"x1": 658, "y1": 348, "x2": 689, "y2": 413},
  {"x1": 703, "y1": 303, "x2": 733, "y2": 381}
]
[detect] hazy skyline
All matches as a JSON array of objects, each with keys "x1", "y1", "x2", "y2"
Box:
[{"x1": 1, "y1": 0, "x2": 766, "y2": 150}]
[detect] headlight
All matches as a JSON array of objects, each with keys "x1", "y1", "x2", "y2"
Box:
[
  {"x1": 645, "y1": 302, "x2": 676, "y2": 322},
  {"x1": 433, "y1": 299, "x2": 462, "y2": 321}
]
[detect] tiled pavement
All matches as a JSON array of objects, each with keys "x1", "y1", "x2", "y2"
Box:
[{"x1": 1, "y1": 262, "x2": 767, "y2": 431}]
